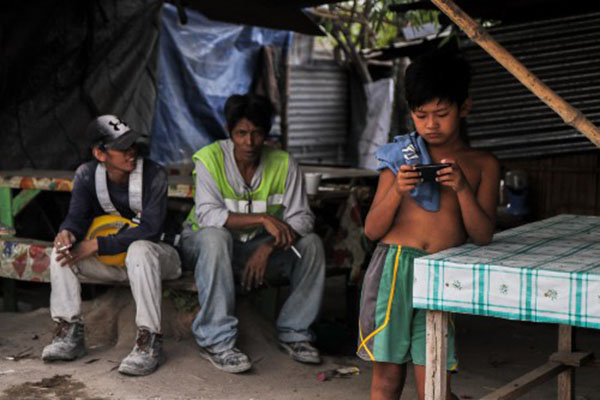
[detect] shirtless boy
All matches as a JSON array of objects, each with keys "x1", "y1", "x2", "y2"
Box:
[{"x1": 357, "y1": 52, "x2": 500, "y2": 400}]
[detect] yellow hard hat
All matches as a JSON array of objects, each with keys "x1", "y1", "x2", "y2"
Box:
[{"x1": 85, "y1": 215, "x2": 138, "y2": 267}]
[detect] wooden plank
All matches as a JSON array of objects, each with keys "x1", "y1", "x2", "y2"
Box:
[
  {"x1": 0, "y1": 170, "x2": 195, "y2": 199},
  {"x1": 0, "y1": 187, "x2": 18, "y2": 311},
  {"x1": 557, "y1": 325, "x2": 575, "y2": 400},
  {"x1": 425, "y1": 310, "x2": 448, "y2": 400},
  {"x1": 0, "y1": 188, "x2": 13, "y2": 228},
  {"x1": 481, "y1": 361, "x2": 568, "y2": 400},
  {"x1": 12, "y1": 189, "x2": 41, "y2": 216},
  {"x1": 549, "y1": 351, "x2": 592, "y2": 367}
]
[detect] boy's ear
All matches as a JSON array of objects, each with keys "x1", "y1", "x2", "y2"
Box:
[
  {"x1": 92, "y1": 147, "x2": 107, "y2": 163},
  {"x1": 459, "y1": 98, "x2": 472, "y2": 118}
]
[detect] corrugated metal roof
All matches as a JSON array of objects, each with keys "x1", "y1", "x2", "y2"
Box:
[{"x1": 463, "y1": 12, "x2": 600, "y2": 159}]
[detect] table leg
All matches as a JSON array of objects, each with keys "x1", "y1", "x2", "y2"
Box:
[
  {"x1": 557, "y1": 325, "x2": 574, "y2": 400},
  {"x1": 425, "y1": 310, "x2": 448, "y2": 400}
]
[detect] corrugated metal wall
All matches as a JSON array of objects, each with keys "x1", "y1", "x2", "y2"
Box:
[
  {"x1": 463, "y1": 12, "x2": 600, "y2": 159},
  {"x1": 286, "y1": 61, "x2": 349, "y2": 164}
]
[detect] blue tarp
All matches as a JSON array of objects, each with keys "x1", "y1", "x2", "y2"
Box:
[{"x1": 150, "y1": 4, "x2": 291, "y2": 168}]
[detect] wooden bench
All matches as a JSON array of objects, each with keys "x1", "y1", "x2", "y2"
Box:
[
  {"x1": 0, "y1": 168, "x2": 373, "y2": 314},
  {"x1": 0, "y1": 170, "x2": 193, "y2": 286}
]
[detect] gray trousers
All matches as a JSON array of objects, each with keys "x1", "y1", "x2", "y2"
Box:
[
  {"x1": 180, "y1": 227, "x2": 326, "y2": 352},
  {"x1": 50, "y1": 240, "x2": 181, "y2": 333}
]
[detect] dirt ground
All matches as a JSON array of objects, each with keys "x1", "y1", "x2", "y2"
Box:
[{"x1": 0, "y1": 277, "x2": 599, "y2": 400}]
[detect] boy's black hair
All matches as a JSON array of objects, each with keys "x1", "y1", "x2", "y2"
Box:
[
  {"x1": 224, "y1": 93, "x2": 273, "y2": 134},
  {"x1": 404, "y1": 51, "x2": 471, "y2": 110}
]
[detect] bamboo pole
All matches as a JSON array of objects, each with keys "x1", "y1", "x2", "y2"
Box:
[{"x1": 430, "y1": 0, "x2": 600, "y2": 149}]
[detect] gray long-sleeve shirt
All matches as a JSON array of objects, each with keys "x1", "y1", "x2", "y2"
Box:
[{"x1": 189, "y1": 140, "x2": 314, "y2": 237}]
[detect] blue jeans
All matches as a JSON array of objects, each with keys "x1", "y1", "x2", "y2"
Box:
[{"x1": 180, "y1": 227, "x2": 326, "y2": 352}]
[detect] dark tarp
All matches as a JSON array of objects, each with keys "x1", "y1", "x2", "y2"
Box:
[
  {"x1": 0, "y1": 0, "x2": 161, "y2": 170},
  {"x1": 149, "y1": 4, "x2": 290, "y2": 168}
]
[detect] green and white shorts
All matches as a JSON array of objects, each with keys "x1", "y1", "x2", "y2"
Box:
[{"x1": 357, "y1": 243, "x2": 458, "y2": 370}]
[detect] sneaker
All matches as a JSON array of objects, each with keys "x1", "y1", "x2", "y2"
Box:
[
  {"x1": 197, "y1": 346, "x2": 252, "y2": 373},
  {"x1": 41, "y1": 320, "x2": 86, "y2": 362},
  {"x1": 279, "y1": 341, "x2": 321, "y2": 364},
  {"x1": 118, "y1": 329, "x2": 163, "y2": 376}
]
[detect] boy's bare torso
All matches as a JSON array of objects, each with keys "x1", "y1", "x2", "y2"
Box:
[{"x1": 381, "y1": 147, "x2": 492, "y2": 253}]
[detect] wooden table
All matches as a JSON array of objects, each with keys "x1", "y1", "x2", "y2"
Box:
[{"x1": 412, "y1": 215, "x2": 600, "y2": 399}]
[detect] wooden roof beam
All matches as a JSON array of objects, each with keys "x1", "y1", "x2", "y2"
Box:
[{"x1": 430, "y1": 0, "x2": 600, "y2": 149}]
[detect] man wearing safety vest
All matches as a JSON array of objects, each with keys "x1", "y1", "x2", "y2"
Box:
[
  {"x1": 180, "y1": 94, "x2": 325, "y2": 373},
  {"x1": 41, "y1": 115, "x2": 182, "y2": 376}
]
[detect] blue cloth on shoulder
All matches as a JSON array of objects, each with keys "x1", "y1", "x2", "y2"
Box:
[{"x1": 374, "y1": 131, "x2": 440, "y2": 212}]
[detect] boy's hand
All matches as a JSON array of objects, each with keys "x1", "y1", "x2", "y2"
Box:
[
  {"x1": 395, "y1": 164, "x2": 422, "y2": 194},
  {"x1": 436, "y1": 159, "x2": 470, "y2": 192}
]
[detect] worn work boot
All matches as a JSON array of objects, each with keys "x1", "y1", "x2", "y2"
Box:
[
  {"x1": 118, "y1": 329, "x2": 163, "y2": 376},
  {"x1": 279, "y1": 341, "x2": 321, "y2": 364},
  {"x1": 197, "y1": 346, "x2": 252, "y2": 374},
  {"x1": 41, "y1": 320, "x2": 86, "y2": 362}
]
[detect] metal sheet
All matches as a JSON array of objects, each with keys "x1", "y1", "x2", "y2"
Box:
[
  {"x1": 463, "y1": 12, "x2": 600, "y2": 159},
  {"x1": 287, "y1": 61, "x2": 349, "y2": 164}
]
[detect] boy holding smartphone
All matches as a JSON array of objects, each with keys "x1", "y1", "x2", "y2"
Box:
[{"x1": 357, "y1": 52, "x2": 500, "y2": 400}]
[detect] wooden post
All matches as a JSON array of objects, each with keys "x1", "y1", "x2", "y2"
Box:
[
  {"x1": 430, "y1": 0, "x2": 600, "y2": 149},
  {"x1": 557, "y1": 325, "x2": 575, "y2": 400},
  {"x1": 0, "y1": 187, "x2": 17, "y2": 312},
  {"x1": 425, "y1": 310, "x2": 448, "y2": 400}
]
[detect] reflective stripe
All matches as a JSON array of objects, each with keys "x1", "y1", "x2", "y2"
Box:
[
  {"x1": 224, "y1": 199, "x2": 268, "y2": 214},
  {"x1": 128, "y1": 158, "x2": 143, "y2": 216},
  {"x1": 95, "y1": 163, "x2": 118, "y2": 215},
  {"x1": 222, "y1": 195, "x2": 284, "y2": 214},
  {"x1": 94, "y1": 159, "x2": 143, "y2": 217},
  {"x1": 267, "y1": 193, "x2": 284, "y2": 206}
]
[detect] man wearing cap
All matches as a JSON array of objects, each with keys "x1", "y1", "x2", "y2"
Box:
[{"x1": 41, "y1": 115, "x2": 181, "y2": 376}]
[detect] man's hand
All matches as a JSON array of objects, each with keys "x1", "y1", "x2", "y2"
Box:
[
  {"x1": 395, "y1": 164, "x2": 422, "y2": 194},
  {"x1": 262, "y1": 215, "x2": 296, "y2": 249},
  {"x1": 436, "y1": 159, "x2": 470, "y2": 193},
  {"x1": 58, "y1": 239, "x2": 98, "y2": 267},
  {"x1": 242, "y1": 242, "x2": 274, "y2": 290},
  {"x1": 54, "y1": 230, "x2": 75, "y2": 250},
  {"x1": 54, "y1": 230, "x2": 76, "y2": 264}
]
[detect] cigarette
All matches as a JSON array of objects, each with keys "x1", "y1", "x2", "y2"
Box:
[
  {"x1": 57, "y1": 244, "x2": 72, "y2": 252},
  {"x1": 291, "y1": 245, "x2": 302, "y2": 259}
]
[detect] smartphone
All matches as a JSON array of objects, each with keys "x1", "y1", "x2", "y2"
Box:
[{"x1": 414, "y1": 163, "x2": 452, "y2": 182}]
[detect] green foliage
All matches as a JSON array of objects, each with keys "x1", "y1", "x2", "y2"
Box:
[
  {"x1": 319, "y1": 1, "x2": 443, "y2": 52},
  {"x1": 404, "y1": 8, "x2": 440, "y2": 28}
]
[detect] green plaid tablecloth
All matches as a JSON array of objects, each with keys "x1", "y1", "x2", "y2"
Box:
[{"x1": 413, "y1": 214, "x2": 600, "y2": 329}]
